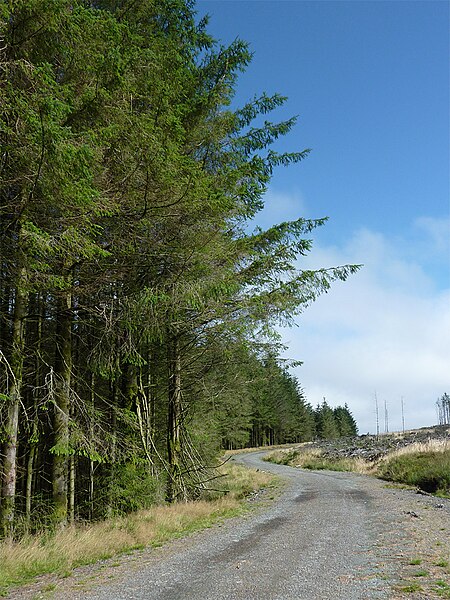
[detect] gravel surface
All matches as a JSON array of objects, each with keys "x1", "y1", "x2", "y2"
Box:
[{"x1": 9, "y1": 451, "x2": 450, "y2": 600}]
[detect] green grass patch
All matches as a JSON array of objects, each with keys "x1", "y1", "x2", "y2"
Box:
[
  {"x1": 435, "y1": 580, "x2": 450, "y2": 598},
  {"x1": 435, "y1": 559, "x2": 449, "y2": 568},
  {"x1": 409, "y1": 558, "x2": 422, "y2": 565},
  {"x1": 412, "y1": 570, "x2": 428, "y2": 577},
  {"x1": 378, "y1": 450, "x2": 450, "y2": 496},
  {"x1": 298, "y1": 457, "x2": 355, "y2": 472},
  {"x1": 264, "y1": 449, "x2": 300, "y2": 466},
  {"x1": 397, "y1": 582, "x2": 423, "y2": 593}
]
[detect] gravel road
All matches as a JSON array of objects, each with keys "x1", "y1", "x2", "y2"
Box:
[{"x1": 11, "y1": 451, "x2": 450, "y2": 600}]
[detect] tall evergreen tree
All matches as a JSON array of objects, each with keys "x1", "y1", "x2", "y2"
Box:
[{"x1": 1, "y1": 0, "x2": 360, "y2": 532}]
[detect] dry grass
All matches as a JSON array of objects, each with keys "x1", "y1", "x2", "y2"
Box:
[
  {"x1": 223, "y1": 443, "x2": 306, "y2": 457},
  {"x1": 0, "y1": 465, "x2": 275, "y2": 595},
  {"x1": 265, "y1": 438, "x2": 450, "y2": 498},
  {"x1": 378, "y1": 439, "x2": 450, "y2": 463},
  {"x1": 265, "y1": 446, "x2": 374, "y2": 474}
]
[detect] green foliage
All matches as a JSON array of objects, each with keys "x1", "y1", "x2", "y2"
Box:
[
  {"x1": 378, "y1": 451, "x2": 450, "y2": 496},
  {"x1": 105, "y1": 463, "x2": 164, "y2": 516},
  {"x1": 313, "y1": 400, "x2": 358, "y2": 440},
  {"x1": 0, "y1": 0, "x2": 360, "y2": 533},
  {"x1": 315, "y1": 399, "x2": 339, "y2": 440}
]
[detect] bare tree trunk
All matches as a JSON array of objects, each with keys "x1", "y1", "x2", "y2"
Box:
[
  {"x1": 52, "y1": 287, "x2": 72, "y2": 527},
  {"x1": 166, "y1": 336, "x2": 183, "y2": 503},
  {"x1": 123, "y1": 363, "x2": 137, "y2": 410},
  {"x1": 89, "y1": 373, "x2": 95, "y2": 521},
  {"x1": 25, "y1": 292, "x2": 43, "y2": 530},
  {"x1": 106, "y1": 380, "x2": 117, "y2": 518},
  {"x1": 25, "y1": 444, "x2": 36, "y2": 530},
  {"x1": 68, "y1": 455, "x2": 75, "y2": 524},
  {"x1": 0, "y1": 265, "x2": 27, "y2": 537}
]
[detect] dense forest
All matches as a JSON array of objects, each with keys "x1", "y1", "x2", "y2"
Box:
[{"x1": 0, "y1": 0, "x2": 359, "y2": 535}]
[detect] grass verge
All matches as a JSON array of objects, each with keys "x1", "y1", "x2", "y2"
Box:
[
  {"x1": 377, "y1": 443, "x2": 450, "y2": 497},
  {"x1": 264, "y1": 447, "x2": 372, "y2": 475},
  {"x1": 265, "y1": 440, "x2": 450, "y2": 497},
  {"x1": 0, "y1": 464, "x2": 276, "y2": 596}
]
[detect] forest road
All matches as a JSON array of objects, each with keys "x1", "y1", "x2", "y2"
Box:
[{"x1": 51, "y1": 451, "x2": 400, "y2": 600}]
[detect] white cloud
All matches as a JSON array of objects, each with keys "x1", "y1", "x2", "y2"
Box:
[
  {"x1": 254, "y1": 188, "x2": 306, "y2": 229},
  {"x1": 281, "y1": 225, "x2": 450, "y2": 434},
  {"x1": 414, "y1": 215, "x2": 450, "y2": 255}
]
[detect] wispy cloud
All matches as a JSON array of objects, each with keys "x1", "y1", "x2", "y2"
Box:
[
  {"x1": 254, "y1": 188, "x2": 307, "y2": 229},
  {"x1": 414, "y1": 215, "x2": 450, "y2": 255}
]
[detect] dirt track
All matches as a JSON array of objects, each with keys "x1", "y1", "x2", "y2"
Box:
[{"x1": 10, "y1": 451, "x2": 450, "y2": 599}]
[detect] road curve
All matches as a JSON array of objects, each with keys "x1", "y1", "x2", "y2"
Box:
[{"x1": 62, "y1": 451, "x2": 390, "y2": 600}]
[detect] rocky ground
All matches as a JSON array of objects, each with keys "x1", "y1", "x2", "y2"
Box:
[
  {"x1": 266, "y1": 425, "x2": 450, "y2": 598},
  {"x1": 307, "y1": 425, "x2": 450, "y2": 462}
]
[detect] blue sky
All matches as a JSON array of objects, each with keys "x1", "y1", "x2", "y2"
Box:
[{"x1": 198, "y1": 0, "x2": 449, "y2": 433}]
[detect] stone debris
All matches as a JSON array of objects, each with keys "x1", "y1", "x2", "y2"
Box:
[{"x1": 305, "y1": 425, "x2": 450, "y2": 462}]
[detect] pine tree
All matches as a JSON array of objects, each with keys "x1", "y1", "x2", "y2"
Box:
[
  {"x1": 334, "y1": 404, "x2": 358, "y2": 437},
  {"x1": 315, "y1": 399, "x2": 339, "y2": 440},
  {"x1": 0, "y1": 0, "x2": 361, "y2": 531}
]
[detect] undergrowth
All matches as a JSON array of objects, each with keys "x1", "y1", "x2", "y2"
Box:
[{"x1": 0, "y1": 464, "x2": 275, "y2": 596}]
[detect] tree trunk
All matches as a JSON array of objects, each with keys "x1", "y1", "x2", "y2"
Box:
[
  {"x1": 0, "y1": 266, "x2": 27, "y2": 537},
  {"x1": 122, "y1": 363, "x2": 137, "y2": 410},
  {"x1": 106, "y1": 380, "x2": 117, "y2": 518},
  {"x1": 25, "y1": 292, "x2": 43, "y2": 530},
  {"x1": 68, "y1": 455, "x2": 75, "y2": 524},
  {"x1": 89, "y1": 372, "x2": 95, "y2": 521},
  {"x1": 52, "y1": 287, "x2": 72, "y2": 527},
  {"x1": 24, "y1": 443, "x2": 36, "y2": 530},
  {"x1": 166, "y1": 336, "x2": 183, "y2": 503}
]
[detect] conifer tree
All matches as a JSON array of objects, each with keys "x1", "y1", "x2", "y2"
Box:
[{"x1": 0, "y1": 0, "x2": 361, "y2": 531}]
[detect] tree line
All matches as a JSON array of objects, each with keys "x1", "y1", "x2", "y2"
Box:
[{"x1": 0, "y1": 0, "x2": 359, "y2": 536}]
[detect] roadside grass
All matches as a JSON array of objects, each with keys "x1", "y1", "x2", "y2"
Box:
[
  {"x1": 299, "y1": 455, "x2": 370, "y2": 473},
  {"x1": 377, "y1": 442, "x2": 450, "y2": 497},
  {"x1": 264, "y1": 447, "x2": 372, "y2": 475},
  {"x1": 265, "y1": 439, "x2": 450, "y2": 498},
  {"x1": 0, "y1": 464, "x2": 275, "y2": 596}
]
